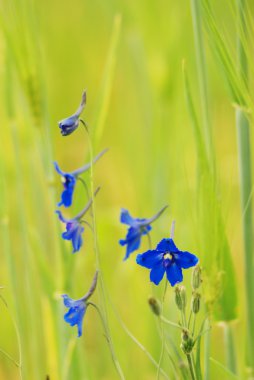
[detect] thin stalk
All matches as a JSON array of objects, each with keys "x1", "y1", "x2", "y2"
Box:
[
  {"x1": 88, "y1": 303, "x2": 125, "y2": 379},
  {"x1": 157, "y1": 280, "x2": 168, "y2": 380},
  {"x1": 223, "y1": 323, "x2": 237, "y2": 374},
  {"x1": 187, "y1": 354, "x2": 196, "y2": 380},
  {"x1": 109, "y1": 298, "x2": 169, "y2": 379},
  {"x1": 204, "y1": 319, "x2": 210, "y2": 380},
  {"x1": 81, "y1": 122, "x2": 124, "y2": 380},
  {"x1": 236, "y1": 0, "x2": 254, "y2": 370}
]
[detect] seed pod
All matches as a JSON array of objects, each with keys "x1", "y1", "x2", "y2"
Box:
[
  {"x1": 148, "y1": 297, "x2": 161, "y2": 316},
  {"x1": 175, "y1": 285, "x2": 186, "y2": 311},
  {"x1": 192, "y1": 265, "x2": 202, "y2": 290},
  {"x1": 191, "y1": 291, "x2": 201, "y2": 314}
]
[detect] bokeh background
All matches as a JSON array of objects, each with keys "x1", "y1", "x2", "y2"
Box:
[{"x1": 0, "y1": 0, "x2": 252, "y2": 379}]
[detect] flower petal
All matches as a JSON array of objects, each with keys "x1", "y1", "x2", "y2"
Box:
[
  {"x1": 120, "y1": 209, "x2": 135, "y2": 225},
  {"x1": 174, "y1": 251, "x2": 199, "y2": 269},
  {"x1": 150, "y1": 263, "x2": 165, "y2": 285},
  {"x1": 56, "y1": 210, "x2": 69, "y2": 223},
  {"x1": 62, "y1": 294, "x2": 75, "y2": 308},
  {"x1": 54, "y1": 161, "x2": 65, "y2": 176},
  {"x1": 72, "y1": 225, "x2": 84, "y2": 253},
  {"x1": 156, "y1": 238, "x2": 179, "y2": 253},
  {"x1": 124, "y1": 235, "x2": 141, "y2": 260},
  {"x1": 136, "y1": 250, "x2": 163, "y2": 269},
  {"x1": 166, "y1": 263, "x2": 183, "y2": 286}
]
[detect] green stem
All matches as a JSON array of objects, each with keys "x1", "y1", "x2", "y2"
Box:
[
  {"x1": 236, "y1": 0, "x2": 254, "y2": 370},
  {"x1": 204, "y1": 319, "x2": 210, "y2": 380},
  {"x1": 81, "y1": 122, "x2": 124, "y2": 380},
  {"x1": 88, "y1": 303, "x2": 125, "y2": 379},
  {"x1": 187, "y1": 354, "x2": 196, "y2": 380},
  {"x1": 223, "y1": 323, "x2": 237, "y2": 374},
  {"x1": 160, "y1": 316, "x2": 185, "y2": 331}
]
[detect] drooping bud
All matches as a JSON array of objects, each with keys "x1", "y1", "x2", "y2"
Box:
[
  {"x1": 175, "y1": 285, "x2": 186, "y2": 311},
  {"x1": 148, "y1": 297, "x2": 161, "y2": 316},
  {"x1": 191, "y1": 265, "x2": 202, "y2": 290},
  {"x1": 191, "y1": 291, "x2": 201, "y2": 314},
  {"x1": 180, "y1": 329, "x2": 194, "y2": 354}
]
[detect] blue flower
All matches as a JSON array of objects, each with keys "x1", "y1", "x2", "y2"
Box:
[
  {"x1": 136, "y1": 238, "x2": 198, "y2": 286},
  {"x1": 119, "y1": 206, "x2": 168, "y2": 261},
  {"x1": 56, "y1": 188, "x2": 100, "y2": 253},
  {"x1": 54, "y1": 149, "x2": 108, "y2": 208},
  {"x1": 58, "y1": 91, "x2": 86, "y2": 136},
  {"x1": 54, "y1": 163, "x2": 76, "y2": 207},
  {"x1": 62, "y1": 271, "x2": 98, "y2": 337},
  {"x1": 56, "y1": 210, "x2": 84, "y2": 253},
  {"x1": 62, "y1": 295, "x2": 87, "y2": 337}
]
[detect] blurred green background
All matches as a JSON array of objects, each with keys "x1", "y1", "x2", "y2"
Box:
[{"x1": 0, "y1": 0, "x2": 251, "y2": 379}]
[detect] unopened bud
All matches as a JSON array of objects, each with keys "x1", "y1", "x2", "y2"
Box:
[
  {"x1": 191, "y1": 291, "x2": 201, "y2": 314},
  {"x1": 148, "y1": 297, "x2": 161, "y2": 316},
  {"x1": 180, "y1": 329, "x2": 194, "y2": 354},
  {"x1": 175, "y1": 285, "x2": 186, "y2": 311},
  {"x1": 192, "y1": 265, "x2": 202, "y2": 290}
]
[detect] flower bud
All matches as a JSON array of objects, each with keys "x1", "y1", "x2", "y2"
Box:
[
  {"x1": 175, "y1": 285, "x2": 186, "y2": 311},
  {"x1": 148, "y1": 297, "x2": 161, "y2": 316},
  {"x1": 180, "y1": 329, "x2": 194, "y2": 354},
  {"x1": 191, "y1": 265, "x2": 202, "y2": 290},
  {"x1": 191, "y1": 291, "x2": 201, "y2": 314}
]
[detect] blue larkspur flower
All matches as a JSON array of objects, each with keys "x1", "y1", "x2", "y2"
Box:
[
  {"x1": 56, "y1": 188, "x2": 100, "y2": 253},
  {"x1": 54, "y1": 149, "x2": 108, "y2": 207},
  {"x1": 62, "y1": 295, "x2": 87, "y2": 337},
  {"x1": 119, "y1": 206, "x2": 168, "y2": 260},
  {"x1": 56, "y1": 210, "x2": 84, "y2": 253},
  {"x1": 62, "y1": 271, "x2": 98, "y2": 337},
  {"x1": 58, "y1": 91, "x2": 86, "y2": 136},
  {"x1": 136, "y1": 238, "x2": 198, "y2": 286}
]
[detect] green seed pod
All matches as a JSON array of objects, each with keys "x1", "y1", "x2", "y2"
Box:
[
  {"x1": 175, "y1": 285, "x2": 186, "y2": 311},
  {"x1": 180, "y1": 330, "x2": 194, "y2": 354},
  {"x1": 192, "y1": 265, "x2": 202, "y2": 290},
  {"x1": 191, "y1": 291, "x2": 201, "y2": 314},
  {"x1": 148, "y1": 297, "x2": 161, "y2": 316}
]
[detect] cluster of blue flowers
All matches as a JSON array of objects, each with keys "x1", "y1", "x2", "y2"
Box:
[{"x1": 55, "y1": 90, "x2": 199, "y2": 337}]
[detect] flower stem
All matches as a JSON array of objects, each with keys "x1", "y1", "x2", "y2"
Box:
[
  {"x1": 187, "y1": 354, "x2": 196, "y2": 380},
  {"x1": 160, "y1": 316, "x2": 183, "y2": 331},
  {"x1": 88, "y1": 303, "x2": 125, "y2": 379},
  {"x1": 81, "y1": 121, "x2": 124, "y2": 379}
]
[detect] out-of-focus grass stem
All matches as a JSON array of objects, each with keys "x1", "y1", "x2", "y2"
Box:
[
  {"x1": 190, "y1": 0, "x2": 214, "y2": 171},
  {"x1": 223, "y1": 323, "x2": 237, "y2": 374},
  {"x1": 236, "y1": 0, "x2": 254, "y2": 371}
]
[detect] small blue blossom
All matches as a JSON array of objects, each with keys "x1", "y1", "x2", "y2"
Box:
[
  {"x1": 119, "y1": 206, "x2": 168, "y2": 261},
  {"x1": 56, "y1": 188, "x2": 100, "y2": 253},
  {"x1": 59, "y1": 91, "x2": 86, "y2": 136},
  {"x1": 62, "y1": 295, "x2": 87, "y2": 337},
  {"x1": 54, "y1": 148, "x2": 107, "y2": 208},
  {"x1": 54, "y1": 163, "x2": 76, "y2": 207},
  {"x1": 56, "y1": 210, "x2": 84, "y2": 253},
  {"x1": 62, "y1": 271, "x2": 98, "y2": 337},
  {"x1": 136, "y1": 238, "x2": 198, "y2": 286}
]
